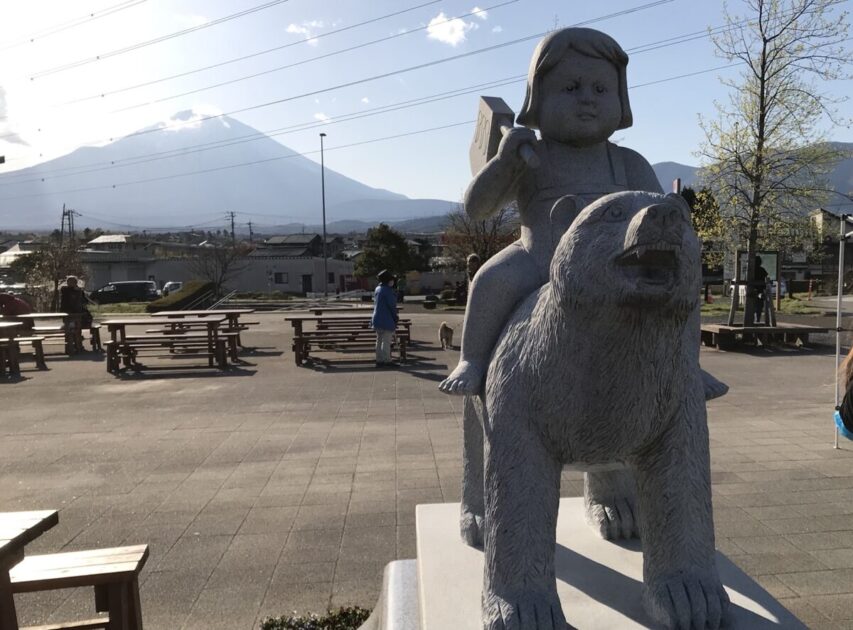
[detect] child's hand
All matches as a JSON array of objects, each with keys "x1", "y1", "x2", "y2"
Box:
[{"x1": 495, "y1": 127, "x2": 537, "y2": 170}]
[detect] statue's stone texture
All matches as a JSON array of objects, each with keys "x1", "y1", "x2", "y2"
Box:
[{"x1": 479, "y1": 190, "x2": 728, "y2": 629}]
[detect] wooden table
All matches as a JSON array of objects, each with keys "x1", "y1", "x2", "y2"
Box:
[
  {"x1": 0, "y1": 322, "x2": 23, "y2": 376},
  {"x1": 0, "y1": 510, "x2": 58, "y2": 630},
  {"x1": 102, "y1": 316, "x2": 227, "y2": 372},
  {"x1": 156, "y1": 309, "x2": 255, "y2": 346}
]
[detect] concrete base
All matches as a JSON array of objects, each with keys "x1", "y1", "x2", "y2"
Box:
[{"x1": 415, "y1": 499, "x2": 805, "y2": 629}]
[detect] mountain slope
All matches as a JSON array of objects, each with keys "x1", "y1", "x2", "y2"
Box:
[{"x1": 0, "y1": 110, "x2": 455, "y2": 230}]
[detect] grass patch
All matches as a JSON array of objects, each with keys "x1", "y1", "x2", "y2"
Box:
[
  {"x1": 260, "y1": 607, "x2": 371, "y2": 630},
  {"x1": 700, "y1": 296, "x2": 823, "y2": 316},
  {"x1": 88, "y1": 302, "x2": 148, "y2": 315}
]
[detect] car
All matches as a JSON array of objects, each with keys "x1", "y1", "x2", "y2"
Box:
[
  {"x1": 162, "y1": 281, "x2": 183, "y2": 296},
  {"x1": 88, "y1": 281, "x2": 160, "y2": 304}
]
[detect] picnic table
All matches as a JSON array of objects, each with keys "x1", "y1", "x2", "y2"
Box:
[
  {"x1": 9, "y1": 312, "x2": 84, "y2": 355},
  {"x1": 285, "y1": 315, "x2": 412, "y2": 365},
  {"x1": 156, "y1": 309, "x2": 256, "y2": 346},
  {"x1": 0, "y1": 510, "x2": 58, "y2": 630},
  {"x1": 102, "y1": 315, "x2": 228, "y2": 372}
]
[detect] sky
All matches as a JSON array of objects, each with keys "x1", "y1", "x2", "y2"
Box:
[{"x1": 0, "y1": 0, "x2": 850, "y2": 209}]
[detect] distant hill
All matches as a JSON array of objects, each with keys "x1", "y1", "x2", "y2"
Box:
[
  {"x1": 652, "y1": 141, "x2": 853, "y2": 212},
  {"x1": 0, "y1": 110, "x2": 456, "y2": 230},
  {"x1": 249, "y1": 213, "x2": 450, "y2": 237}
]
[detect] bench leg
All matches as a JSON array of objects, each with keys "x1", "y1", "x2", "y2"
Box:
[
  {"x1": 91, "y1": 328, "x2": 102, "y2": 352},
  {"x1": 127, "y1": 578, "x2": 143, "y2": 630},
  {"x1": 34, "y1": 340, "x2": 47, "y2": 370},
  {"x1": 0, "y1": 574, "x2": 20, "y2": 630},
  {"x1": 98, "y1": 582, "x2": 130, "y2": 630},
  {"x1": 0, "y1": 347, "x2": 7, "y2": 378},
  {"x1": 228, "y1": 336, "x2": 239, "y2": 362},
  {"x1": 7, "y1": 343, "x2": 20, "y2": 376}
]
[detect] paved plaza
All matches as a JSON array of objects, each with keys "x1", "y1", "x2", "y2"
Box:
[{"x1": 3, "y1": 310, "x2": 853, "y2": 629}]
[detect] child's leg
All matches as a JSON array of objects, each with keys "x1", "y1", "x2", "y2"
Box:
[{"x1": 440, "y1": 242, "x2": 542, "y2": 395}]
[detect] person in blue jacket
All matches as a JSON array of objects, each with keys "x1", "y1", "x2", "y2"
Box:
[{"x1": 372, "y1": 269, "x2": 399, "y2": 367}]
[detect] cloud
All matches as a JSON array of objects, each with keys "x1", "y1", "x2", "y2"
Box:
[
  {"x1": 313, "y1": 112, "x2": 331, "y2": 122},
  {"x1": 427, "y1": 12, "x2": 478, "y2": 46},
  {"x1": 472, "y1": 6, "x2": 489, "y2": 19},
  {"x1": 361, "y1": 97, "x2": 370, "y2": 104},
  {"x1": 0, "y1": 86, "x2": 29, "y2": 146},
  {"x1": 492, "y1": 25, "x2": 503, "y2": 33},
  {"x1": 286, "y1": 20, "x2": 324, "y2": 46}
]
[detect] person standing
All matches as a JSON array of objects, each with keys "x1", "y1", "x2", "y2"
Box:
[{"x1": 372, "y1": 269, "x2": 398, "y2": 367}]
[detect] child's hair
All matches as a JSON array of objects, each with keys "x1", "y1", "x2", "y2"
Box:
[{"x1": 517, "y1": 27, "x2": 632, "y2": 131}]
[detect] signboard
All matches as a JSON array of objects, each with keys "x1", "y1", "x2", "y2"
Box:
[{"x1": 737, "y1": 250, "x2": 778, "y2": 282}]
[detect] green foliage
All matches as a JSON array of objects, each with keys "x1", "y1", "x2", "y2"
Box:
[
  {"x1": 354, "y1": 223, "x2": 413, "y2": 279},
  {"x1": 146, "y1": 281, "x2": 213, "y2": 312},
  {"x1": 88, "y1": 302, "x2": 148, "y2": 315},
  {"x1": 260, "y1": 607, "x2": 372, "y2": 630},
  {"x1": 682, "y1": 187, "x2": 728, "y2": 268}
]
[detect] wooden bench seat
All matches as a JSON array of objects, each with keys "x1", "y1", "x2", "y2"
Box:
[
  {"x1": 10, "y1": 544, "x2": 148, "y2": 630},
  {"x1": 11, "y1": 336, "x2": 47, "y2": 370}
]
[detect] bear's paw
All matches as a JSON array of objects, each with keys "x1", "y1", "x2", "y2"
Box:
[
  {"x1": 483, "y1": 590, "x2": 567, "y2": 630},
  {"x1": 643, "y1": 572, "x2": 730, "y2": 630}
]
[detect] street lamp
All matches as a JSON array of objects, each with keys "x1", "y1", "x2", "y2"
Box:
[{"x1": 319, "y1": 132, "x2": 328, "y2": 299}]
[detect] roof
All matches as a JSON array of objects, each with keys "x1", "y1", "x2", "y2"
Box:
[
  {"x1": 265, "y1": 234, "x2": 320, "y2": 246},
  {"x1": 0, "y1": 243, "x2": 35, "y2": 267},
  {"x1": 88, "y1": 234, "x2": 130, "y2": 245},
  {"x1": 249, "y1": 246, "x2": 312, "y2": 258}
]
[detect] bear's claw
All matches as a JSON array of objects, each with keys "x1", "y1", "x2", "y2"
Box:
[
  {"x1": 585, "y1": 496, "x2": 639, "y2": 540},
  {"x1": 483, "y1": 590, "x2": 567, "y2": 630},
  {"x1": 460, "y1": 509, "x2": 484, "y2": 547},
  {"x1": 644, "y1": 573, "x2": 730, "y2": 630}
]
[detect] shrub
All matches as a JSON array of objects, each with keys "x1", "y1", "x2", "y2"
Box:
[
  {"x1": 146, "y1": 281, "x2": 213, "y2": 313},
  {"x1": 260, "y1": 607, "x2": 371, "y2": 630}
]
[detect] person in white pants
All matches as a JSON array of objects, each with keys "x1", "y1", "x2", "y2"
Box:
[{"x1": 371, "y1": 269, "x2": 399, "y2": 367}]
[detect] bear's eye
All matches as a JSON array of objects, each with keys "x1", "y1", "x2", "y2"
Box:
[
  {"x1": 595, "y1": 84, "x2": 606, "y2": 94},
  {"x1": 603, "y1": 204, "x2": 627, "y2": 222},
  {"x1": 565, "y1": 81, "x2": 578, "y2": 92}
]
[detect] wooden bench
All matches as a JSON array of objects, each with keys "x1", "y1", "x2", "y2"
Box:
[
  {"x1": 11, "y1": 337, "x2": 47, "y2": 370},
  {"x1": 107, "y1": 334, "x2": 230, "y2": 372},
  {"x1": 10, "y1": 545, "x2": 148, "y2": 630},
  {"x1": 293, "y1": 327, "x2": 410, "y2": 365}
]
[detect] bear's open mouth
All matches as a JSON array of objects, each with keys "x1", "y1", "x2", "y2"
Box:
[{"x1": 616, "y1": 242, "x2": 679, "y2": 286}]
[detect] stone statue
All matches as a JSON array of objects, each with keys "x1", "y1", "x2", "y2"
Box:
[
  {"x1": 447, "y1": 26, "x2": 728, "y2": 553},
  {"x1": 481, "y1": 190, "x2": 728, "y2": 629}
]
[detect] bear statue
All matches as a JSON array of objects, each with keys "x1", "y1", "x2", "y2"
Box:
[{"x1": 477, "y1": 190, "x2": 729, "y2": 630}]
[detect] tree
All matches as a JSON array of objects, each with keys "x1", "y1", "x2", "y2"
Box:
[
  {"x1": 698, "y1": 0, "x2": 851, "y2": 323},
  {"x1": 442, "y1": 202, "x2": 520, "y2": 269},
  {"x1": 681, "y1": 186, "x2": 729, "y2": 270},
  {"x1": 354, "y1": 223, "x2": 414, "y2": 279},
  {"x1": 188, "y1": 243, "x2": 251, "y2": 297},
  {"x1": 9, "y1": 239, "x2": 84, "y2": 310}
]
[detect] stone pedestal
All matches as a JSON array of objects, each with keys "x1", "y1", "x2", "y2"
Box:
[{"x1": 412, "y1": 499, "x2": 804, "y2": 629}]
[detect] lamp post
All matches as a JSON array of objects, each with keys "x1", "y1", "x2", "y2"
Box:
[{"x1": 319, "y1": 132, "x2": 328, "y2": 299}]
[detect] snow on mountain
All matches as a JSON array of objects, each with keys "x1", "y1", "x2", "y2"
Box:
[{"x1": 0, "y1": 110, "x2": 455, "y2": 230}]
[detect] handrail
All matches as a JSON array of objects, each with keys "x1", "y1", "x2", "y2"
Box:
[
  {"x1": 209, "y1": 289, "x2": 237, "y2": 310},
  {"x1": 184, "y1": 290, "x2": 214, "y2": 311}
]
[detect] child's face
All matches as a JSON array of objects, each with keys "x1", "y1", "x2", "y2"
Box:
[{"x1": 537, "y1": 50, "x2": 622, "y2": 146}]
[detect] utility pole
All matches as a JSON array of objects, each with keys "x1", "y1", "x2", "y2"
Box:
[
  {"x1": 319, "y1": 132, "x2": 329, "y2": 298},
  {"x1": 228, "y1": 211, "x2": 236, "y2": 245},
  {"x1": 59, "y1": 204, "x2": 77, "y2": 245},
  {"x1": 248, "y1": 221, "x2": 254, "y2": 244}
]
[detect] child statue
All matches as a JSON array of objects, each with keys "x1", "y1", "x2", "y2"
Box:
[{"x1": 440, "y1": 27, "x2": 663, "y2": 396}]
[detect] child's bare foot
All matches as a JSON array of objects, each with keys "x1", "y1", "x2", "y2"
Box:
[{"x1": 439, "y1": 360, "x2": 485, "y2": 395}]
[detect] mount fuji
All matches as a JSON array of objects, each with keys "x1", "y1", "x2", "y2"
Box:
[{"x1": 0, "y1": 110, "x2": 457, "y2": 231}]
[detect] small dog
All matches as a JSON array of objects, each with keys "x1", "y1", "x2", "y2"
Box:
[{"x1": 439, "y1": 321, "x2": 454, "y2": 350}]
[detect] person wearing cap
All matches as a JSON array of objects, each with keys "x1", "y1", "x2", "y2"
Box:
[{"x1": 371, "y1": 269, "x2": 399, "y2": 367}]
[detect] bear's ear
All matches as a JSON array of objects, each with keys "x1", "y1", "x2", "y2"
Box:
[
  {"x1": 665, "y1": 192, "x2": 691, "y2": 212},
  {"x1": 551, "y1": 195, "x2": 581, "y2": 233}
]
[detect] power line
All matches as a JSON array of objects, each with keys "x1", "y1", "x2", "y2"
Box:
[
  {"x1": 59, "y1": 0, "x2": 447, "y2": 107},
  {"x1": 0, "y1": 0, "x2": 148, "y2": 51},
  {"x1": 1, "y1": 75, "x2": 526, "y2": 183},
  {"x1": 0, "y1": 120, "x2": 476, "y2": 203},
  {"x1": 28, "y1": 0, "x2": 295, "y2": 80},
  {"x1": 111, "y1": 2, "x2": 517, "y2": 114},
  {"x1": 1, "y1": 0, "x2": 674, "y2": 144},
  {"x1": 0, "y1": 58, "x2": 741, "y2": 186}
]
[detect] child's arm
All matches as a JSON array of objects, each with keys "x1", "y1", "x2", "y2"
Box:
[
  {"x1": 617, "y1": 146, "x2": 664, "y2": 194},
  {"x1": 464, "y1": 127, "x2": 537, "y2": 220}
]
